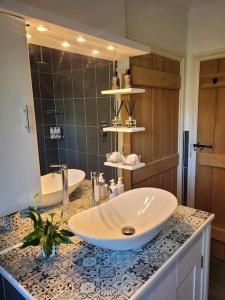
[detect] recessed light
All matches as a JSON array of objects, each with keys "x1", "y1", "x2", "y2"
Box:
[
  {"x1": 26, "y1": 33, "x2": 32, "y2": 39},
  {"x1": 36, "y1": 25, "x2": 47, "y2": 32},
  {"x1": 76, "y1": 36, "x2": 86, "y2": 43},
  {"x1": 61, "y1": 41, "x2": 70, "y2": 47},
  {"x1": 92, "y1": 49, "x2": 99, "y2": 55},
  {"x1": 107, "y1": 45, "x2": 115, "y2": 51}
]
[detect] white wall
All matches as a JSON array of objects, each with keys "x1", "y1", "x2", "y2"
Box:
[
  {"x1": 9, "y1": 0, "x2": 126, "y2": 36},
  {"x1": 2, "y1": 0, "x2": 190, "y2": 56},
  {"x1": 126, "y1": 0, "x2": 190, "y2": 56},
  {"x1": 187, "y1": 0, "x2": 225, "y2": 55}
]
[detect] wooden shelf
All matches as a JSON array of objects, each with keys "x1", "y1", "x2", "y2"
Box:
[
  {"x1": 101, "y1": 88, "x2": 145, "y2": 95},
  {"x1": 103, "y1": 127, "x2": 145, "y2": 133},
  {"x1": 104, "y1": 161, "x2": 145, "y2": 170}
]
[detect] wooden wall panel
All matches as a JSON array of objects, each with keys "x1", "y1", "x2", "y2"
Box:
[{"x1": 128, "y1": 53, "x2": 180, "y2": 195}]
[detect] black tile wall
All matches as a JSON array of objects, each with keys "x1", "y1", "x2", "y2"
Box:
[{"x1": 29, "y1": 44, "x2": 115, "y2": 180}]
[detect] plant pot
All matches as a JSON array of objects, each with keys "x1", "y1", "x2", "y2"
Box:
[{"x1": 40, "y1": 244, "x2": 58, "y2": 259}]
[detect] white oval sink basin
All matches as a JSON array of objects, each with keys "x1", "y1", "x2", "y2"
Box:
[{"x1": 68, "y1": 188, "x2": 178, "y2": 250}]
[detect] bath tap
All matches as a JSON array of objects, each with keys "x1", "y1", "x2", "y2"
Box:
[{"x1": 50, "y1": 164, "x2": 69, "y2": 210}]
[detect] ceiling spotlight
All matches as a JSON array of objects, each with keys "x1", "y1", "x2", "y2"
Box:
[
  {"x1": 61, "y1": 41, "x2": 70, "y2": 47},
  {"x1": 36, "y1": 25, "x2": 47, "y2": 32},
  {"x1": 107, "y1": 45, "x2": 115, "y2": 51},
  {"x1": 76, "y1": 36, "x2": 86, "y2": 43},
  {"x1": 26, "y1": 33, "x2": 32, "y2": 39},
  {"x1": 92, "y1": 49, "x2": 99, "y2": 55}
]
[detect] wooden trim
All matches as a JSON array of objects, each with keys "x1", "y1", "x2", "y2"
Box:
[
  {"x1": 198, "y1": 153, "x2": 225, "y2": 169},
  {"x1": 132, "y1": 154, "x2": 179, "y2": 184},
  {"x1": 212, "y1": 226, "x2": 225, "y2": 243},
  {"x1": 131, "y1": 66, "x2": 181, "y2": 90},
  {"x1": 201, "y1": 72, "x2": 225, "y2": 78},
  {"x1": 200, "y1": 81, "x2": 225, "y2": 89}
]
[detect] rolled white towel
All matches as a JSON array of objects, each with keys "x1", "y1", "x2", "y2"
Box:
[
  {"x1": 108, "y1": 152, "x2": 122, "y2": 163},
  {"x1": 122, "y1": 154, "x2": 139, "y2": 166}
]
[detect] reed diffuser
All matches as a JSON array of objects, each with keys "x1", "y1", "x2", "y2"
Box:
[
  {"x1": 111, "y1": 100, "x2": 123, "y2": 127},
  {"x1": 123, "y1": 99, "x2": 137, "y2": 127}
]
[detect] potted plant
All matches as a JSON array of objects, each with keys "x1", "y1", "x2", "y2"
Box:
[{"x1": 21, "y1": 195, "x2": 74, "y2": 259}]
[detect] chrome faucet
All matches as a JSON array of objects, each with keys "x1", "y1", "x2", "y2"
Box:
[{"x1": 50, "y1": 164, "x2": 69, "y2": 210}]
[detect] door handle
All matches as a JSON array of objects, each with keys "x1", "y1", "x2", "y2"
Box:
[
  {"x1": 193, "y1": 142, "x2": 213, "y2": 151},
  {"x1": 23, "y1": 104, "x2": 30, "y2": 133}
]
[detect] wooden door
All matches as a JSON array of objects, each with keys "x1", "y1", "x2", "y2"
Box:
[
  {"x1": 123, "y1": 54, "x2": 180, "y2": 195},
  {"x1": 195, "y1": 57, "x2": 225, "y2": 259}
]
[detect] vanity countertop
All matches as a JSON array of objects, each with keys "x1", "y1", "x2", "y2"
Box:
[{"x1": 0, "y1": 182, "x2": 213, "y2": 300}]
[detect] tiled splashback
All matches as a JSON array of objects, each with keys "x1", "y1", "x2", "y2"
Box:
[{"x1": 29, "y1": 44, "x2": 116, "y2": 180}]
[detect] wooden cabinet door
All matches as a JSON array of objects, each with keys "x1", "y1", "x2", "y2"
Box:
[
  {"x1": 195, "y1": 57, "x2": 225, "y2": 259},
  {"x1": 126, "y1": 54, "x2": 180, "y2": 195}
]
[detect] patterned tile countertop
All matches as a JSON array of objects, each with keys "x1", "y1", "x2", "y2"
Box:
[{"x1": 0, "y1": 181, "x2": 212, "y2": 300}]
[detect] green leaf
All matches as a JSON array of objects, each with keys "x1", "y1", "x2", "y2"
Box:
[
  {"x1": 59, "y1": 229, "x2": 74, "y2": 237},
  {"x1": 53, "y1": 232, "x2": 73, "y2": 244}
]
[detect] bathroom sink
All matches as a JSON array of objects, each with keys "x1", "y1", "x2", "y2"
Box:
[{"x1": 68, "y1": 188, "x2": 178, "y2": 250}]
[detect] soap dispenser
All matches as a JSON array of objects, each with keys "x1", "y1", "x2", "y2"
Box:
[
  {"x1": 109, "y1": 179, "x2": 118, "y2": 199},
  {"x1": 117, "y1": 177, "x2": 124, "y2": 195},
  {"x1": 99, "y1": 173, "x2": 105, "y2": 200}
]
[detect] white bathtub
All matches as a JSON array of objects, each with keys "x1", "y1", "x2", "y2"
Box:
[{"x1": 38, "y1": 169, "x2": 85, "y2": 208}]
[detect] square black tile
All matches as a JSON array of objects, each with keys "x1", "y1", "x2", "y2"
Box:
[
  {"x1": 39, "y1": 150, "x2": 47, "y2": 175},
  {"x1": 99, "y1": 132, "x2": 112, "y2": 155},
  {"x1": 85, "y1": 98, "x2": 97, "y2": 126},
  {"x1": 42, "y1": 100, "x2": 56, "y2": 124},
  {"x1": 83, "y1": 55, "x2": 96, "y2": 67},
  {"x1": 59, "y1": 148, "x2": 68, "y2": 165},
  {"x1": 31, "y1": 70, "x2": 40, "y2": 98},
  {"x1": 74, "y1": 99, "x2": 85, "y2": 126},
  {"x1": 86, "y1": 127, "x2": 98, "y2": 155},
  {"x1": 52, "y1": 49, "x2": 71, "y2": 72},
  {"x1": 36, "y1": 125, "x2": 45, "y2": 151},
  {"x1": 37, "y1": 46, "x2": 52, "y2": 73},
  {"x1": 75, "y1": 126, "x2": 87, "y2": 153},
  {"x1": 46, "y1": 149, "x2": 59, "y2": 171},
  {"x1": 96, "y1": 64, "x2": 110, "y2": 97},
  {"x1": 29, "y1": 44, "x2": 40, "y2": 72},
  {"x1": 34, "y1": 99, "x2": 42, "y2": 125},
  {"x1": 72, "y1": 69, "x2": 84, "y2": 98},
  {"x1": 67, "y1": 150, "x2": 77, "y2": 168},
  {"x1": 87, "y1": 154, "x2": 99, "y2": 174},
  {"x1": 97, "y1": 97, "x2": 111, "y2": 126},
  {"x1": 76, "y1": 152, "x2": 88, "y2": 172},
  {"x1": 71, "y1": 53, "x2": 83, "y2": 69},
  {"x1": 39, "y1": 72, "x2": 54, "y2": 99},
  {"x1": 55, "y1": 100, "x2": 65, "y2": 125},
  {"x1": 83, "y1": 67, "x2": 96, "y2": 98},
  {"x1": 61, "y1": 71, "x2": 73, "y2": 98},
  {"x1": 66, "y1": 125, "x2": 76, "y2": 151},
  {"x1": 53, "y1": 72, "x2": 63, "y2": 99},
  {"x1": 64, "y1": 99, "x2": 75, "y2": 125}
]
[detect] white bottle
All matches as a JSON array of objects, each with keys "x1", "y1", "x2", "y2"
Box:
[
  {"x1": 99, "y1": 173, "x2": 105, "y2": 200},
  {"x1": 109, "y1": 179, "x2": 118, "y2": 199},
  {"x1": 53, "y1": 127, "x2": 58, "y2": 139},
  {"x1": 57, "y1": 127, "x2": 61, "y2": 138},
  {"x1": 117, "y1": 177, "x2": 124, "y2": 195},
  {"x1": 94, "y1": 179, "x2": 100, "y2": 203},
  {"x1": 50, "y1": 127, "x2": 54, "y2": 139}
]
